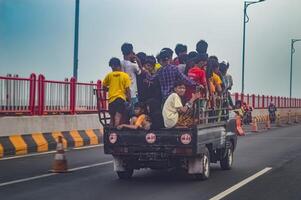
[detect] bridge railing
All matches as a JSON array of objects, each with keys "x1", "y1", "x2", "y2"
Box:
[
  {"x1": 0, "y1": 74, "x2": 103, "y2": 116},
  {"x1": 0, "y1": 74, "x2": 36, "y2": 115},
  {"x1": 0, "y1": 73, "x2": 300, "y2": 116},
  {"x1": 231, "y1": 93, "x2": 301, "y2": 109}
]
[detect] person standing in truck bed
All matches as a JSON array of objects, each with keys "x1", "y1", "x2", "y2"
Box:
[{"x1": 102, "y1": 57, "x2": 131, "y2": 127}]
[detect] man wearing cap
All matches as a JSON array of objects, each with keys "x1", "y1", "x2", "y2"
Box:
[{"x1": 144, "y1": 49, "x2": 197, "y2": 103}]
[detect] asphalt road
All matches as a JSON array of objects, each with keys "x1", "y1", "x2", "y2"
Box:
[{"x1": 1, "y1": 125, "x2": 301, "y2": 200}]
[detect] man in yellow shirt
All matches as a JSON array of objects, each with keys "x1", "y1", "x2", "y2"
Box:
[{"x1": 103, "y1": 57, "x2": 131, "y2": 127}]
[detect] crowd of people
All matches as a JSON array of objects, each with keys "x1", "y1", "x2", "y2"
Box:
[{"x1": 102, "y1": 40, "x2": 234, "y2": 130}]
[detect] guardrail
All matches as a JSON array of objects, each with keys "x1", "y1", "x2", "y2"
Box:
[
  {"x1": 0, "y1": 73, "x2": 300, "y2": 116},
  {"x1": 231, "y1": 93, "x2": 301, "y2": 109},
  {"x1": 0, "y1": 74, "x2": 103, "y2": 115}
]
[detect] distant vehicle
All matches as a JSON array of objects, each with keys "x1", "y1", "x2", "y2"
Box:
[{"x1": 95, "y1": 89, "x2": 237, "y2": 180}]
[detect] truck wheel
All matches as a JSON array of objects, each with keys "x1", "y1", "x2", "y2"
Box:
[
  {"x1": 220, "y1": 143, "x2": 234, "y2": 170},
  {"x1": 117, "y1": 169, "x2": 134, "y2": 179},
  {"x1": 194, "y1": 147, "x2": 210, "y2": 180}
]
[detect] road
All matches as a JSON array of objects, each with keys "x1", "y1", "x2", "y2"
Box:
[{"x1": 1, "y1": 125, "x2": 301, "y2": 200}]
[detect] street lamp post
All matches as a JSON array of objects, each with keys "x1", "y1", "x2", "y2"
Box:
[
  {"x1": 241, "y1": 0, "x2": 266, "y2": 94},
  {"x1": 289, "y1": 39, "x2": 301, "y2": 103},
  {"x1": 73, "y1": 0, "x2": 80, "y2": 80}
]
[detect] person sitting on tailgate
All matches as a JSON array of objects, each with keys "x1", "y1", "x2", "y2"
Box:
[{"x1": 117, "y1": 102, "x2": 151, "y2": 130}]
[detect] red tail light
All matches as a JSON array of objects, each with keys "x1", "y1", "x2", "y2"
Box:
[
  {"x1": 180, "y1": 133, "x2": 191, "y2": 145},
  {"x1": 109, "y1": 133, "x2": 117, "y2": 144},
  {"x1": 145, "y1": 133, "x2": 156, "y2": 144}
]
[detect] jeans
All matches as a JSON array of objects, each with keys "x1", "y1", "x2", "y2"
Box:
[{"x1": 129, "y1": 97, "x2": 139, "y2": 116}]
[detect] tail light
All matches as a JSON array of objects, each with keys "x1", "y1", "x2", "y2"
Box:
[
  {"x1": 180, "y1": 133, "x2": 191, "y2": 145},
  {"x1": 109, "y1": 133, "x2": 117, "y2": 144},
  {"x1": 145, "y1": 133, "x2": 156, "y2": 144}
]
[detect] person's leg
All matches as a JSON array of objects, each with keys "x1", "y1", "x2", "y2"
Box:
[
  {"x1": 114, "y1": 112, "x2": 122, "y2": 126},
  {"x1": 108, "y1": 102, "x2": 116, "y2": 127},
  {"x1": 114, "y1": 98, "x2": 126, "y2": 127}
]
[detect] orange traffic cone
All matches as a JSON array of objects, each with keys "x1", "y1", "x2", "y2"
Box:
[
  {"x1": 251, "y1": 117, "x2": 258, "y2": 132},
  {"x1": 265, "y1": 115, "x2": 271, "y2": 129},
  {"x1": 50, "y1": 136, "x2": 68, "y2": 173},
  {"x1": 236, "y1": 115, "x2": 245, "y2": 136}
]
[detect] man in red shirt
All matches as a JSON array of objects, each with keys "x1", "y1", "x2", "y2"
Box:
[{"x1": 186, "y1": 53, "x2": 208, "y2": 99}]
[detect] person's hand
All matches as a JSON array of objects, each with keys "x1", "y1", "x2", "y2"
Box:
[
  {"x1": 191, "y1": 92, "x2": 201, "y2": 101},
  {"x1": 117, "y1": 125, "x2": 123, "y2": 130}
]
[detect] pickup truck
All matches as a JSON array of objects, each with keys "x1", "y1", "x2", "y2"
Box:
[{"x1": 95, "y1": 89, "x2": 237, "y2": 180}]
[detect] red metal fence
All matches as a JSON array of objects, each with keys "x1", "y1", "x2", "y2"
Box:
[
  {"x1": 0, "y1": 73, "x2": 301, "y2": 116},
  {"x1": 0, "y1": 74, "x2": 103, "y2": 115},
  {"x1": 230, "y1": 93, "x2": 301, "y2": 109}
]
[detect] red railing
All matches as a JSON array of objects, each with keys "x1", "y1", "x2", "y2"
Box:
[
  {"x1": 231, "y1": 93, "x2": 301, "y2": 109},
  {"x1": 0, "y1": 74, "x2": 301, "y2": 116},
  {"x1": 0, "y1": 74, "x2": 103, "y2": 115}
]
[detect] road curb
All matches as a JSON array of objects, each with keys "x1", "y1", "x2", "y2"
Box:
[{"x1": 0, "y1": 129, "x2": 103, "y2": 158}]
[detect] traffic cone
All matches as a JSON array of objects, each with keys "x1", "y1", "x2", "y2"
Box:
[
  {"x1": 276, "y1": 113, "x2": 281, "y2": 127},
  {"x1": 251, "y1": 117, "x2": 258, "y2": 132},
  {"x1": 265, "y1": 115, "x2": 271, "y2": 129},
  {"x1": 287, "y1": 111, "x2": 291, "y2": 124},
  {"x1": 50, "y1": 136, "x2": 68, "y2": 173},
  {"x1": 236, "y1": 115, "x2": 245, "y2": 136}
]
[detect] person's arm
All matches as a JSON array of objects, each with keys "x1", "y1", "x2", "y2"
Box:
[
  {"x1": 177, "y1": 92, "x2": 201, "y2": 113},
  {"x1": 229, "y1": 75, "x2": 233, "y2": 90},
  {"x1": 144, "y1": 69, "x2": 158, "y2": 82},
  {"x1": 130, "y1": 58, "x2": 142, "y2": 75},
  {"x1": 118, "y1": 124, "x2": 139, "y2": 130},
  {"x1": 134, "y1": 55, "x2": 143, "y2": 70},
  {"x1": 215, "y1": 84, "x2": 222, "y2": 94},
  {"x1": 177, "y1": 69, "x2": 198, "y2": 87},
  {"x1": 126, "y1": 87, "x2": 131, "y2": 103}
]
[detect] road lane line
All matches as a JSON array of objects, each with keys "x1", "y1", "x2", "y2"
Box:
[
  {"x1": 73, "y1": 144, "x2": 103, "y2": 150},
  {"x1": 209, "y1": 167, "x2": 272, "y2": 200},
  {"x1": 0, "y1": 174, "x2": 55, "y2": 187},
  {"x1": 0, "y1": 144, "x2": 103, "y2": 161},
  {"x1": 0, "y1": 160, "x2": 113, "y2": 187},
  {"x1": 0, "y1": 151, "x2": 57, "y2": 160},
  {"x1": 69, "y1": 161, "x2": 113, "y2": 171}
]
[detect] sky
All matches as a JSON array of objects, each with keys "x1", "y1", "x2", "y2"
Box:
[{"x1": 0, "y1": 0, "x2": 301, "y2": 97}]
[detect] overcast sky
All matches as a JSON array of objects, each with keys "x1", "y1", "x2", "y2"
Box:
[{"x1": 0, "y1": 0, "x2": 301, "y2": 97}]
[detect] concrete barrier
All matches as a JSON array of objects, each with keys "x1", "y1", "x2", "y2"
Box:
[
  {"x1": 0, "y1": 114, "x2": 101, "y2": 137},
  {"x1": 0, "y1": 129, "x2": 103, "y2": 158}
]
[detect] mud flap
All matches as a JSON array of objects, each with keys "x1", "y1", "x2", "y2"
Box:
[
  {"x1": 188, "y1": 157, "x2": 203, "y2": 174},
  {"x1": 113, "y1": 156, "x2": 126, "y2": 172}
]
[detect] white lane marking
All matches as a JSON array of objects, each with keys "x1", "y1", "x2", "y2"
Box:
[
  {"x1": 69, "y1": 160, "x2": 113, "y2": 171},
  {"x1": 73, "y1": 144, "x2": 103, "y2": 150},
  {"x1": 0, "y1": 144, "x2": 103, "y2": 161},
  {"x1": 0, "y1": 160, "x2": 113, "y2": 187},
  {"x1": 0, "y1": 151, "x2": 57, "y2": 161},
  {"x1": 209, "y1": 167, "x2": 272, "y2": 200}
]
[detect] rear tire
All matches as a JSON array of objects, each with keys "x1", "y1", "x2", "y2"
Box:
[
  {"x1": 117, "y1": 169, "x2": 134, "y2": 179},
  {"x1": 194, "y1": 147, "x2": 210, "y2": 180},
  {"x1": 220, "y1": 142, "x2": 234, "y2": 170}
]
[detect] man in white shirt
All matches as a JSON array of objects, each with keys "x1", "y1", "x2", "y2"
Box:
[{"x1": 121, "y1": 43, "x2": 142, "y2": 110}]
